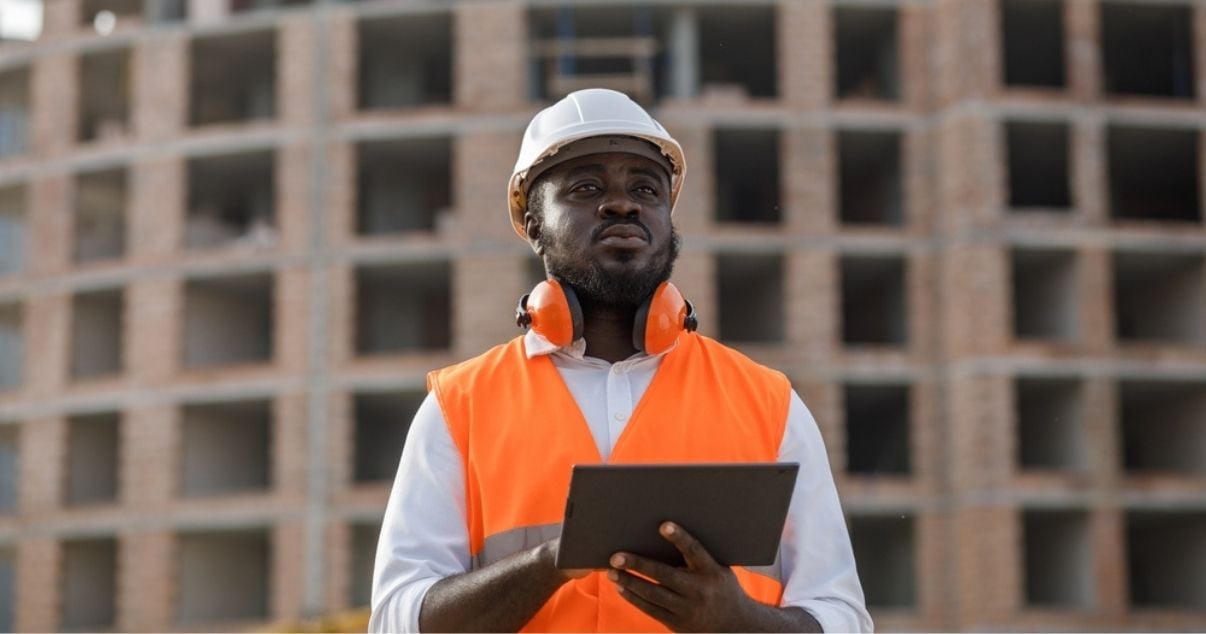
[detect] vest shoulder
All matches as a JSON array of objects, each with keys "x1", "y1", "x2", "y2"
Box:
[
  {"x1": 688, "y1": 334, "x2": 790, "y2": 385},
  {"x1": 430, "y1": 337, "x2": 526, "y2": 387}
]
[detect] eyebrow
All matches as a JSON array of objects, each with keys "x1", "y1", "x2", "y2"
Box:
[{"x1": 564, "y1": 163, "x2": 669, "y2": 185}]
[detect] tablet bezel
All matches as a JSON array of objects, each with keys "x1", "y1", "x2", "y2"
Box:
[{"x1": 555, "y1": 462, "x2": 799, "y2": 569}]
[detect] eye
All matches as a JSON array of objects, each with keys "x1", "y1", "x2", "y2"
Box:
[
  {"x1": 569, "y1": 181, "x2": 602, "y2": 193},
  {"x1": 634, "y1": 183, "x2": 659, "y2": 196}
]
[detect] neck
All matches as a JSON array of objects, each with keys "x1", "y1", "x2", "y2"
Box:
[{"x1": 580, "y1": 305, "x2": 639, "y2": 363}]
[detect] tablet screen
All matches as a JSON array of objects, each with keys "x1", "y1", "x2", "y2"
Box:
[{"x1": 556, "y1": 463, "x2": 798, "y2": 569}]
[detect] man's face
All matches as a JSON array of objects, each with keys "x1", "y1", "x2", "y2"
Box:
[{"x1": 525, "y1": 151, "x2": 679, "y2": 311}]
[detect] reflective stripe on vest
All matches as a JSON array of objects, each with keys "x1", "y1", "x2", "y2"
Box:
[{"x1": 430, "y1": 332, "x2": 792, "y2": 632}]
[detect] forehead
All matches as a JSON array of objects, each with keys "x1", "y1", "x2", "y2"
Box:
[{"x1": 543, "y1": 152, "x2": 671, "y2": 183}]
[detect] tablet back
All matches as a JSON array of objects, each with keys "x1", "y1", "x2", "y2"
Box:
[{"x1": 557, "y1": 463, "x2": 798, "y2": 569}]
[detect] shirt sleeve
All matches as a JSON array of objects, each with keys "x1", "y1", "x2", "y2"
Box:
[
  {"x1": 778, "y1": 390, "x2": 874, "y2": 633},
  {"x1": 369, "y1": 391, "x2": 470, "y2": 634}
]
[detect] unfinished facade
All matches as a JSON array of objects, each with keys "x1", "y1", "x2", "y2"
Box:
[{"x1": 0, "y1": 0, "x2": 1204, "y2": 631}]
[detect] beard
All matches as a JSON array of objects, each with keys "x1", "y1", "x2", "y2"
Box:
[{"x1": 538, "y1": 222, "x2": 681, "y2": 312}]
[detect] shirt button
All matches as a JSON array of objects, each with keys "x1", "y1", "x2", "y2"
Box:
[{"x1": 614, "y1": 412, "x2": 628, "y2": 422}]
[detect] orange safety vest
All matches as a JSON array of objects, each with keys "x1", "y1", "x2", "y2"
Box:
[{"x1": 427, "y1": 332, "x2": 791, "y2": 632}]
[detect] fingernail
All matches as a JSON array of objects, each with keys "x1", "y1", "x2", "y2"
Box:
[
  {"x1": 610, "y1": 554, "x2": 625, "y2": 568},
  {"x1": 662, "y1": 523, "x2": 676, "y2": 536}
]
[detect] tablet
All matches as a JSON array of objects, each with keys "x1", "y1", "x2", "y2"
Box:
[{"x1": 555, "y1": 463, "x2": 799, "y2": 569}]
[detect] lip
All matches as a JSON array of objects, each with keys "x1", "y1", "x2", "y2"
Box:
[{"x1": 596, "y1": 224, "x2": 648, "y2": 242}]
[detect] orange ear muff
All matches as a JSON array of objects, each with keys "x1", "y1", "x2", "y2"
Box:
[
  {"x1": 633, "y1": 282, "x2": 697, "y2": 355},
  {"x1": 515, "y1": 278, "x2": 583, "y2": 347}
]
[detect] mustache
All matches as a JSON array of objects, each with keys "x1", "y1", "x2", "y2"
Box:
[{"x1": 591, "y1": 218, "x2": 652, "y2": 242}]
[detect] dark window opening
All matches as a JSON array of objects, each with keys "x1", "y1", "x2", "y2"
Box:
[
  {"x1": 356, "y1": 138, "x2": 452, "y2": 236},
  {"x1": 697, "y1": 7, "x2": 776, "y2": 99},
  {"x1": 714, "y1": 129, "x2": 780, "y2": 224},
  {"x1": 78, "y1": 49, "x2": 131, "y2": 142},
  {"x1": 1119, "y1": 380, "x2": 1206, "y2": 476},
  {"x1": 1007, "y1": 121, "x2": 1071, "y2": 209},
  {"x1": 0, "y1": 185, "x2": 26, "y2": 276},
  {"x1": 351, "y1": 522, "x2": 382, "y2": 608},
  {"x1": 180, "y1": 400, "x2": 272, "y2": 497},
  {"x1": 61, "y1": 538, "x2": 117, "y2": 630},
  {"x1": 1023, "y1": 510, "x2": 1093, "y2": 608},
  {"x1": 176, "y1": 530, "x2": 270, "y2": 624},
  {"x1": 528, "y1": 7, "x2": 667, "y2": 103},
  {"x1": 182, "y1": 274, "x2": 275, "y2": 368},
  {"x1": 1015, "y1": 377, "x2": 1086, "y2": 472},
  {"x1": 356, "y1": 262, "x2": 452, "y2": 354},
  {"x1": 70, "y1": 289, "x2": 124, "y2": 380},
  {"x1": 849, "y1": 514, "x2": 916, "y2": 607},
  {"x1": 834, "y1": 8, "x2": 899, "y2": 101},
  {"x1": 358, "y1": 14, "x2": 452, "y2": 110},
  {"x1": 1101, "y1": 3, "x2": 1195, "y2": 99},
  {"x1": 716, "y1": 253, "x2": 785, "y2": 343},
  {"x1": 1012, "y1": 249, "x2": 1078, "y2": 341},
  {"x1": 839, "y1": 130, "x2": 903, "y2": 225},
  {"x1": 354, "y1": 391, "x2": 422, "y2": 483},
  {"x1": 1112, "y1": 252, "x2": 1205, "y2": 345},
  {"x1": 74, "y1": 168, "x2": 128, "y2": 263},
  {"x1": 1126, "y1": 511, "x2": 1206, "y2": 609},
  {"x1": 66, "y1": 412, "x2": 120, "y2": 506},
  {"x1": 845, "y1": 383, "x2": 910, "y2": 475},
  {"x1": 1000, "y1": 0, "x2": 1066, "y2": 88},
  {"x1": 1108, "y1": 126, "x2": 1200, "y2": 223},
  {"x1": 186, "y1": 151, "x2": 276, "y2": 250},
  {"x1": 841, "y1": 255, "x2": 907, "y2": 346},
  {"x1": 0, "y1": 303, "x2": 22, "y2": 390},
  {"x1": 190, "y1": 30, "x2": 276, "y2": 126},
  {"x1": 0, "y1": 68, "x2": 31, "y2": 158}
]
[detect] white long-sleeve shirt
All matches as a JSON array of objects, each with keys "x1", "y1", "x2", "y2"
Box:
[{"x1": 370, "y1": 332, "x2": 872, "y2": 633}]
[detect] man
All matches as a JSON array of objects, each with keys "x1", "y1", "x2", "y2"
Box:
[{"x1": 370, "y1": 88, "x2": 871, "y2": 633}]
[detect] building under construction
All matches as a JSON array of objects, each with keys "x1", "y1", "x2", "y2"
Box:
[{"x1": 0, "y1": 0, "x2": 1205, "y2": 630}]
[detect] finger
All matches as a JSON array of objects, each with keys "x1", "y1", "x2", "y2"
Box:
[
  {"x1": 610, "y1": 572, "x2": 678, "y2": 626},
  {"x1": 607, "y1": 569, "x2": 686, "y2": 613},
  {"x1": 610, "y1": 552, "x2": 689, "y2": 591},
  {"x1": 660, "y1": 522, "x2": 719, "y2": 571}
]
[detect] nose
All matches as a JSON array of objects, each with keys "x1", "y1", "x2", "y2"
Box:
[{"x1": 597, "y1": 185, "x2": 641, "y2": 219}]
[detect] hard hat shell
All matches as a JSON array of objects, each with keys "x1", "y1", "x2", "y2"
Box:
[{"x1": 508, "y1": 88, "x2": 686, "y2": 238}]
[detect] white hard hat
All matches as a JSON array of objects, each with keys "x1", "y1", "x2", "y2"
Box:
[{"x1": 508, "y1": 88, "x2": 686, "y2": 238}]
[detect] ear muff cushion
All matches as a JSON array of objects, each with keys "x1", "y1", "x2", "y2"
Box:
[
  {"x1": 526, "y1": 279, "x2": 579, "y2": 347},
  {"x1": 641, "y1": 282, "x2": 688, "y2": 355}
]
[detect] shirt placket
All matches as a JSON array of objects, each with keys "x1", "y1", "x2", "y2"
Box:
[{"x1": 605, "y1": 362, "x2": 635, "y2": 456}]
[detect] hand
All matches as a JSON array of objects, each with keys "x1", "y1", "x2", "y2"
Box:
[{"x1": 607, "y1": 522, "x2": 754, "y2": 632}]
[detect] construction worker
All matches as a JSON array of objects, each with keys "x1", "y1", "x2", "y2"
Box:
[{"x1": 369, "y1": 88, "x2": 871, "y2": 633}]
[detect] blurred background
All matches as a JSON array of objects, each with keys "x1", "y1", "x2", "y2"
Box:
[{"x1": 0, "y1": 0, "x2": 1204, "y2": 631}]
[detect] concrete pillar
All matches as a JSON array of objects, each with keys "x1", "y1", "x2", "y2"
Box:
[
  {"x1": 782, "y1": 127, "x2": 835, "y2": 236},
  {"x1": 453, "y1": 132, "x2": 523, "y2": 242},
  {"x1": 777, "y1": 0, "x2": 828, "y2": 108},
  {"x1": 455, "y1": 1, "x2": 526, "y2": 111},
  {"x1": 785, "y1": 251, "x2": 836, "y2": 364},
  {"x1": 121, "y1": 405, "x2": 178, "y2": 509},
  {"x1": 276, "y1": 268, "x2": 310, "y2": 376},
  {"x1": 15, "y1": 538, "x2": 59, "y2": 632},
  {"x1": 279, "y1": 16, "x2": 316, "y2": 127},
  {"x1": 132, "y1": 33, "x2": 187, "y2": 141},
  {"x1": 668, "y1": 8, "x2": 699, "y2": 100},
  {"x1": 453, "y1": 255, "x2": 526, "y2": 358},
  {"x1": 1067, "y1": 0, "x2": 1101, "y2": 102},
  {"x1": 117, "y1": 531, "x2": 174, "y2": 631}
]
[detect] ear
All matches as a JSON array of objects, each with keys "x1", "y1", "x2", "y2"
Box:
[{"x1": 523, "y1": 210, "x2": 544, "y2": 255}]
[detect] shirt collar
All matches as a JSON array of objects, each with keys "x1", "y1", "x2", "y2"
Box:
[{"x1": 522, "y1": 329, "x2": 676, "y2": 363}]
